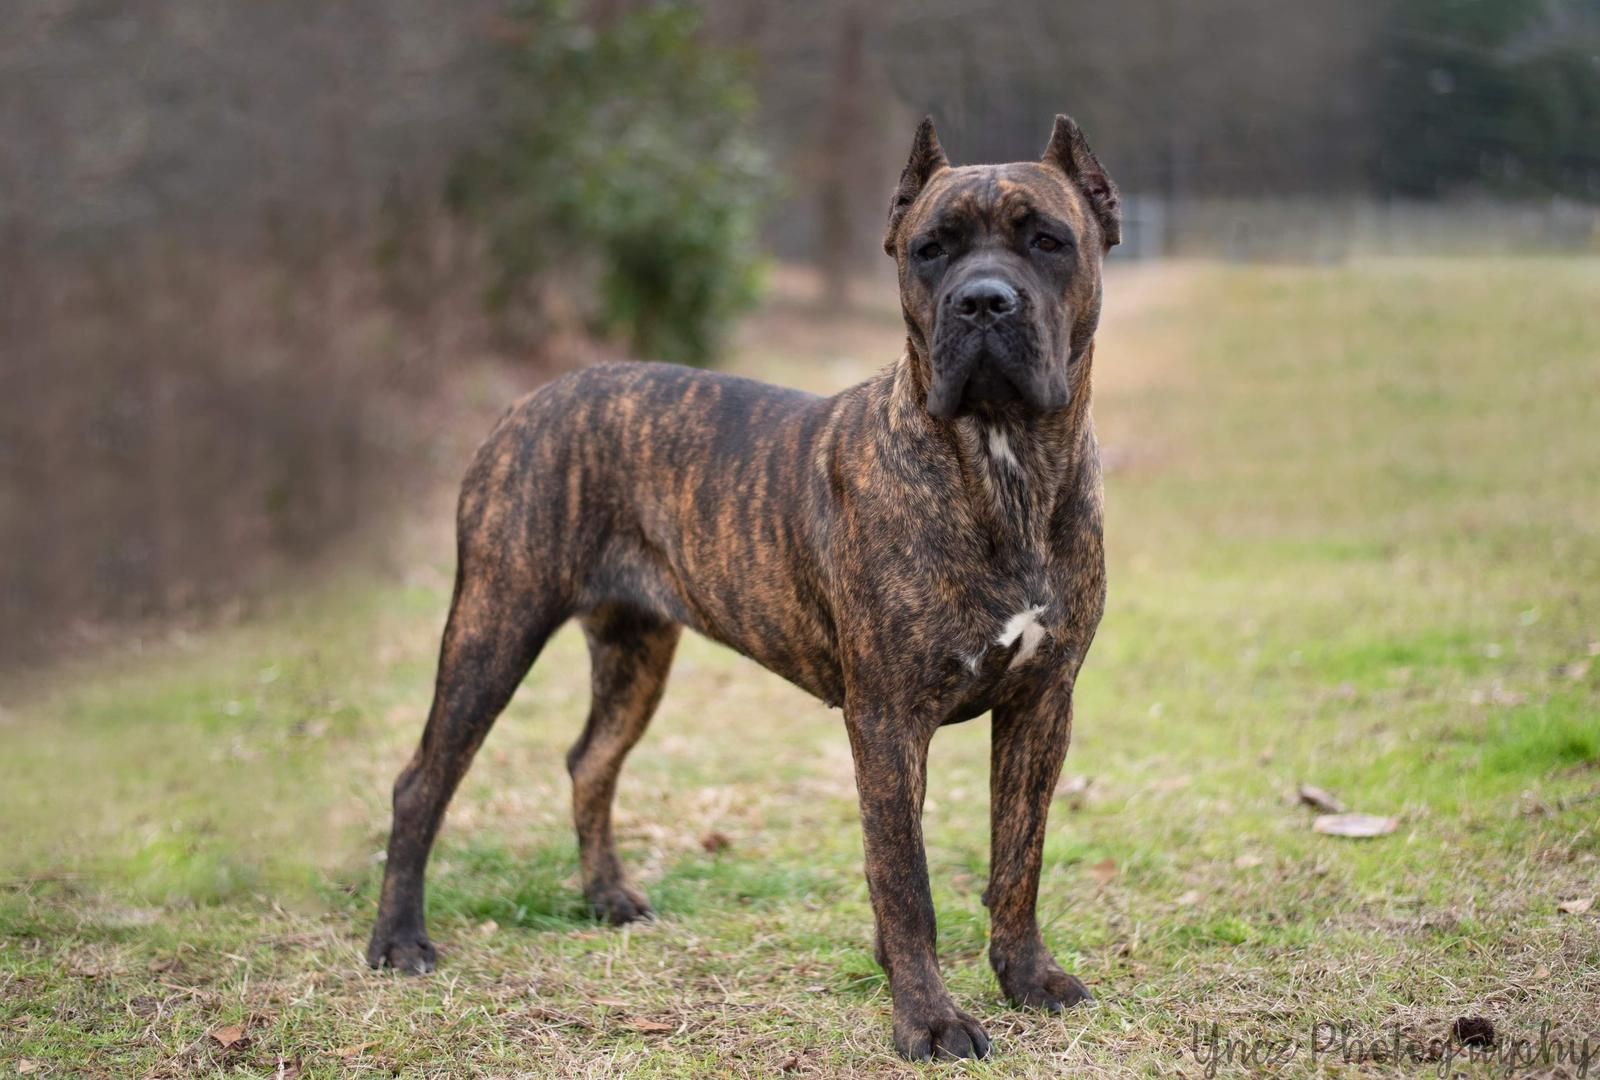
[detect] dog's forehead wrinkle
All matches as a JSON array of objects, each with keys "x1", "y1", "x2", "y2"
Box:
[
  {"x1": 919, "y1": 163, "x2": 1077, "y2": 240},
  {"x1": 1010, "y1": 162, "x2": 1086, "y2": 225}
]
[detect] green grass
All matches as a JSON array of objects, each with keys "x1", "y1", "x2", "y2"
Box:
[{"x1": 4, "y1": 259, "x2": 1599, "y2": 1077}]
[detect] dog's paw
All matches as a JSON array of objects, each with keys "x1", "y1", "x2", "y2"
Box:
[
  {"x1": 587, "y1": 882, "x2": 654, "y2": 926},
  {"x1": 893, "y1": 1003, "x2": 992, "y2": 1062},
  {"x1": 998, "y1": 963, "x2": 1093, "y2": 1013},
  {"x1": 367, "y1": 929, "x2": 437, "y2": 975}
]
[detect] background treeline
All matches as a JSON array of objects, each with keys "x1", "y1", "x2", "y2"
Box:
[
  {"x1": 3, "y1": 0, "x2": 1597, "y2": 667},
  {"x1": 728, "y1": 0, "x2": 1600, "y2": 271}
]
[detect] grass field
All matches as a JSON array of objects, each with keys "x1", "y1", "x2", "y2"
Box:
[{"x1": 3, "y1": 260, "x2": 1598, "y2": 1078}]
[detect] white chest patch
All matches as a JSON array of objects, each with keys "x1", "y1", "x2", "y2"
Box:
[
  {"x1": 996, "y1": 603, "x2": 1048, "y2": 669},
  {"x1": 986, "y1": 426, "x2": 1021, "y2": 473}
]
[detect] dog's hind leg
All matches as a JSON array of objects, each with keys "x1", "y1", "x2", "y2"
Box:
[
  {"x1": 367, "y1": 565, "x2": 563, "y2": 974},
  {"x1": 567, "y1": 604, "x2": 681, "y2": 924}
]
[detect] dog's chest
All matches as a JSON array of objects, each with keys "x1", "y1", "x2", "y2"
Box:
[
  {"x1": 965, "y1": 601, "x2": 1052, "y2": 676},
  {"x1": 920, "y1": 489, "x2": 1082, "y2": 716},
  {"x1": 936, "y1": 589, "x2": 1071, "y2": 722}
]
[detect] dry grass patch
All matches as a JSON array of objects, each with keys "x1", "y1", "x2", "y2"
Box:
[{"x1": 3, "y1": 260, "x2": 1598, "y2": 1077}]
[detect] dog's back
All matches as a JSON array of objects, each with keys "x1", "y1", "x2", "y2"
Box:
[{"x1": 459, "y1": 360, "x2": 854, "y2": 702}]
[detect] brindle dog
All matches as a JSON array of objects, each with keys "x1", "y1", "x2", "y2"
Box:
[{"x1": 367, "y1": 114, "x2": 1120, "y2": 1061}]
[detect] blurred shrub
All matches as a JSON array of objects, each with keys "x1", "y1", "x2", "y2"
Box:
[
  {"x1": 448, "y1": 0, "x2": 768, "y2": 365},
  {"x1": 0, "y1": 217, "x2": 500, "y2": 671},
  {"x1": 0, "y1": 3, "x2": 514, "y2": 672}
]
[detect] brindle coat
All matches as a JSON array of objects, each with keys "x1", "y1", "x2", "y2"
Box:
[{"x1": 367, "y1": 114, "x2": 1121, "y2": 1061}]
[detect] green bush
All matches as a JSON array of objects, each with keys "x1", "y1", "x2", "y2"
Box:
[{"x1": 449, "y1": 0, "x2": 768, "y2": 365}]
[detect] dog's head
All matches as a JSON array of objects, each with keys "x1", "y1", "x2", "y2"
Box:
[{"x1": 884, "y1": 115, "x2": 1120, "y2": 420}]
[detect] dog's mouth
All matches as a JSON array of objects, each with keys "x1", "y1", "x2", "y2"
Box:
[{"x1": 925, "y1": 333, "x2": 1068, "y2": 419}]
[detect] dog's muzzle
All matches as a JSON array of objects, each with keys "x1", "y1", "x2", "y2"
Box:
[{"x1": 926, "y1": 277, "x2": 1068, "y2": 419}]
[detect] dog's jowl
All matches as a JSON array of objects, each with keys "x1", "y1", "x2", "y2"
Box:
[{"x1": 368, "y1": 113, "x2": 1120, "y2": 1061}]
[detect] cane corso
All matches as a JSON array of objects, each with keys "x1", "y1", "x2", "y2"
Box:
[{"x1": 368, "y1": 113, "x2": 1120, "y2": 1061}]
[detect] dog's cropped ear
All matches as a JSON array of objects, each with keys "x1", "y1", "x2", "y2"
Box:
[
  {"x1": 883, "y1": 116, "x2": 949, "y2": 256},
  {"x1": 1042, "y1": 114, "x2": 1121, "y2": 249}
]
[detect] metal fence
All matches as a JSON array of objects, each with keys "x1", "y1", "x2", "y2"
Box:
[{"x1": 1112, "y1": 194, "x2": 1600, "y2": 261}]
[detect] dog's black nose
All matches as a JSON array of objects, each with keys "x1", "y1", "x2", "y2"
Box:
[{"x1": 950, "y1": 278, "x2": 1019, "y2": 323}]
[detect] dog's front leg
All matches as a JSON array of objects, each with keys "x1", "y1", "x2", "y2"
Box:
[
  {"x1": 845, "y1": 710, "x2": 991, "y2": 1061},
  {"x1": 986, "y1": 681, "x2": 1094, "y2": 1011}
]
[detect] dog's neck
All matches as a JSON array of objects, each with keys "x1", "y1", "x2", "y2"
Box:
[{"x1": 889, "y1": 341, "x2": 1099, "y2": 551}]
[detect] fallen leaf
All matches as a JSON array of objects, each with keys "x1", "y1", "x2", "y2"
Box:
[
  {"x1": 1176, "y1": 890, "x2": 1201, "y2": 906},
  {"x1": 16, "y1": 1060, "x2": 40, "y2": 1076},
  {"x1": 778, "y1": 1053, "x2": 802, "y2": 1072},
  {"x1": 1233, "y1": 853, "x2": 1265, "y2": 869},
  {"x1": 1556, "y1": 897, "x2": 1593, "y2": 915},
  {"x1": 290, "y1": 718, "x2": 329, "y2": 740},
  {"x1": 1532, "y1": 964, "x2": 1551, "y2": 980},
  {"x1": 1467, "y1": 683, "x2": 1526, "y2": 708},
  {"x1": 1298, "y1": 784, "x2": 1346, "y2": 814},
  {"x1": 803, "y1": 984, "x2": 827, "y2": 993},
  {"x1": 209, "y1": 1024, "x2": 247, "y2": 1049},
  {"x1": 700, "y1": 831, "x2": 731, "y2": 854},
  {"x1": 1088, "y1": 858, "x2": 1117, "y2": 885},
  {"x1": 591, "y1": 997, "x2": 630, "y2": 1009},
  {"x1": 630, "y1": 1019, "x2": 676, "y2": 1034},
  {"x1": 1312, "y1": 813, "x2": 1397, "y2": 838},
  {"x1": 333, "y1": 1041, "x2": 378, "y2": 1058},
  {"x1": 1055, "y1": 775, "x2": 1092, "y2": 810}
]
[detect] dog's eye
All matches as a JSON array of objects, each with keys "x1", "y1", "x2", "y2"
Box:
[
  {"x1": 916, "y1": 241, "x2": 946, "y2": 261},
  {"x1": 1031, "y1": 234, "x2": 1063, "y2": 253}
]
